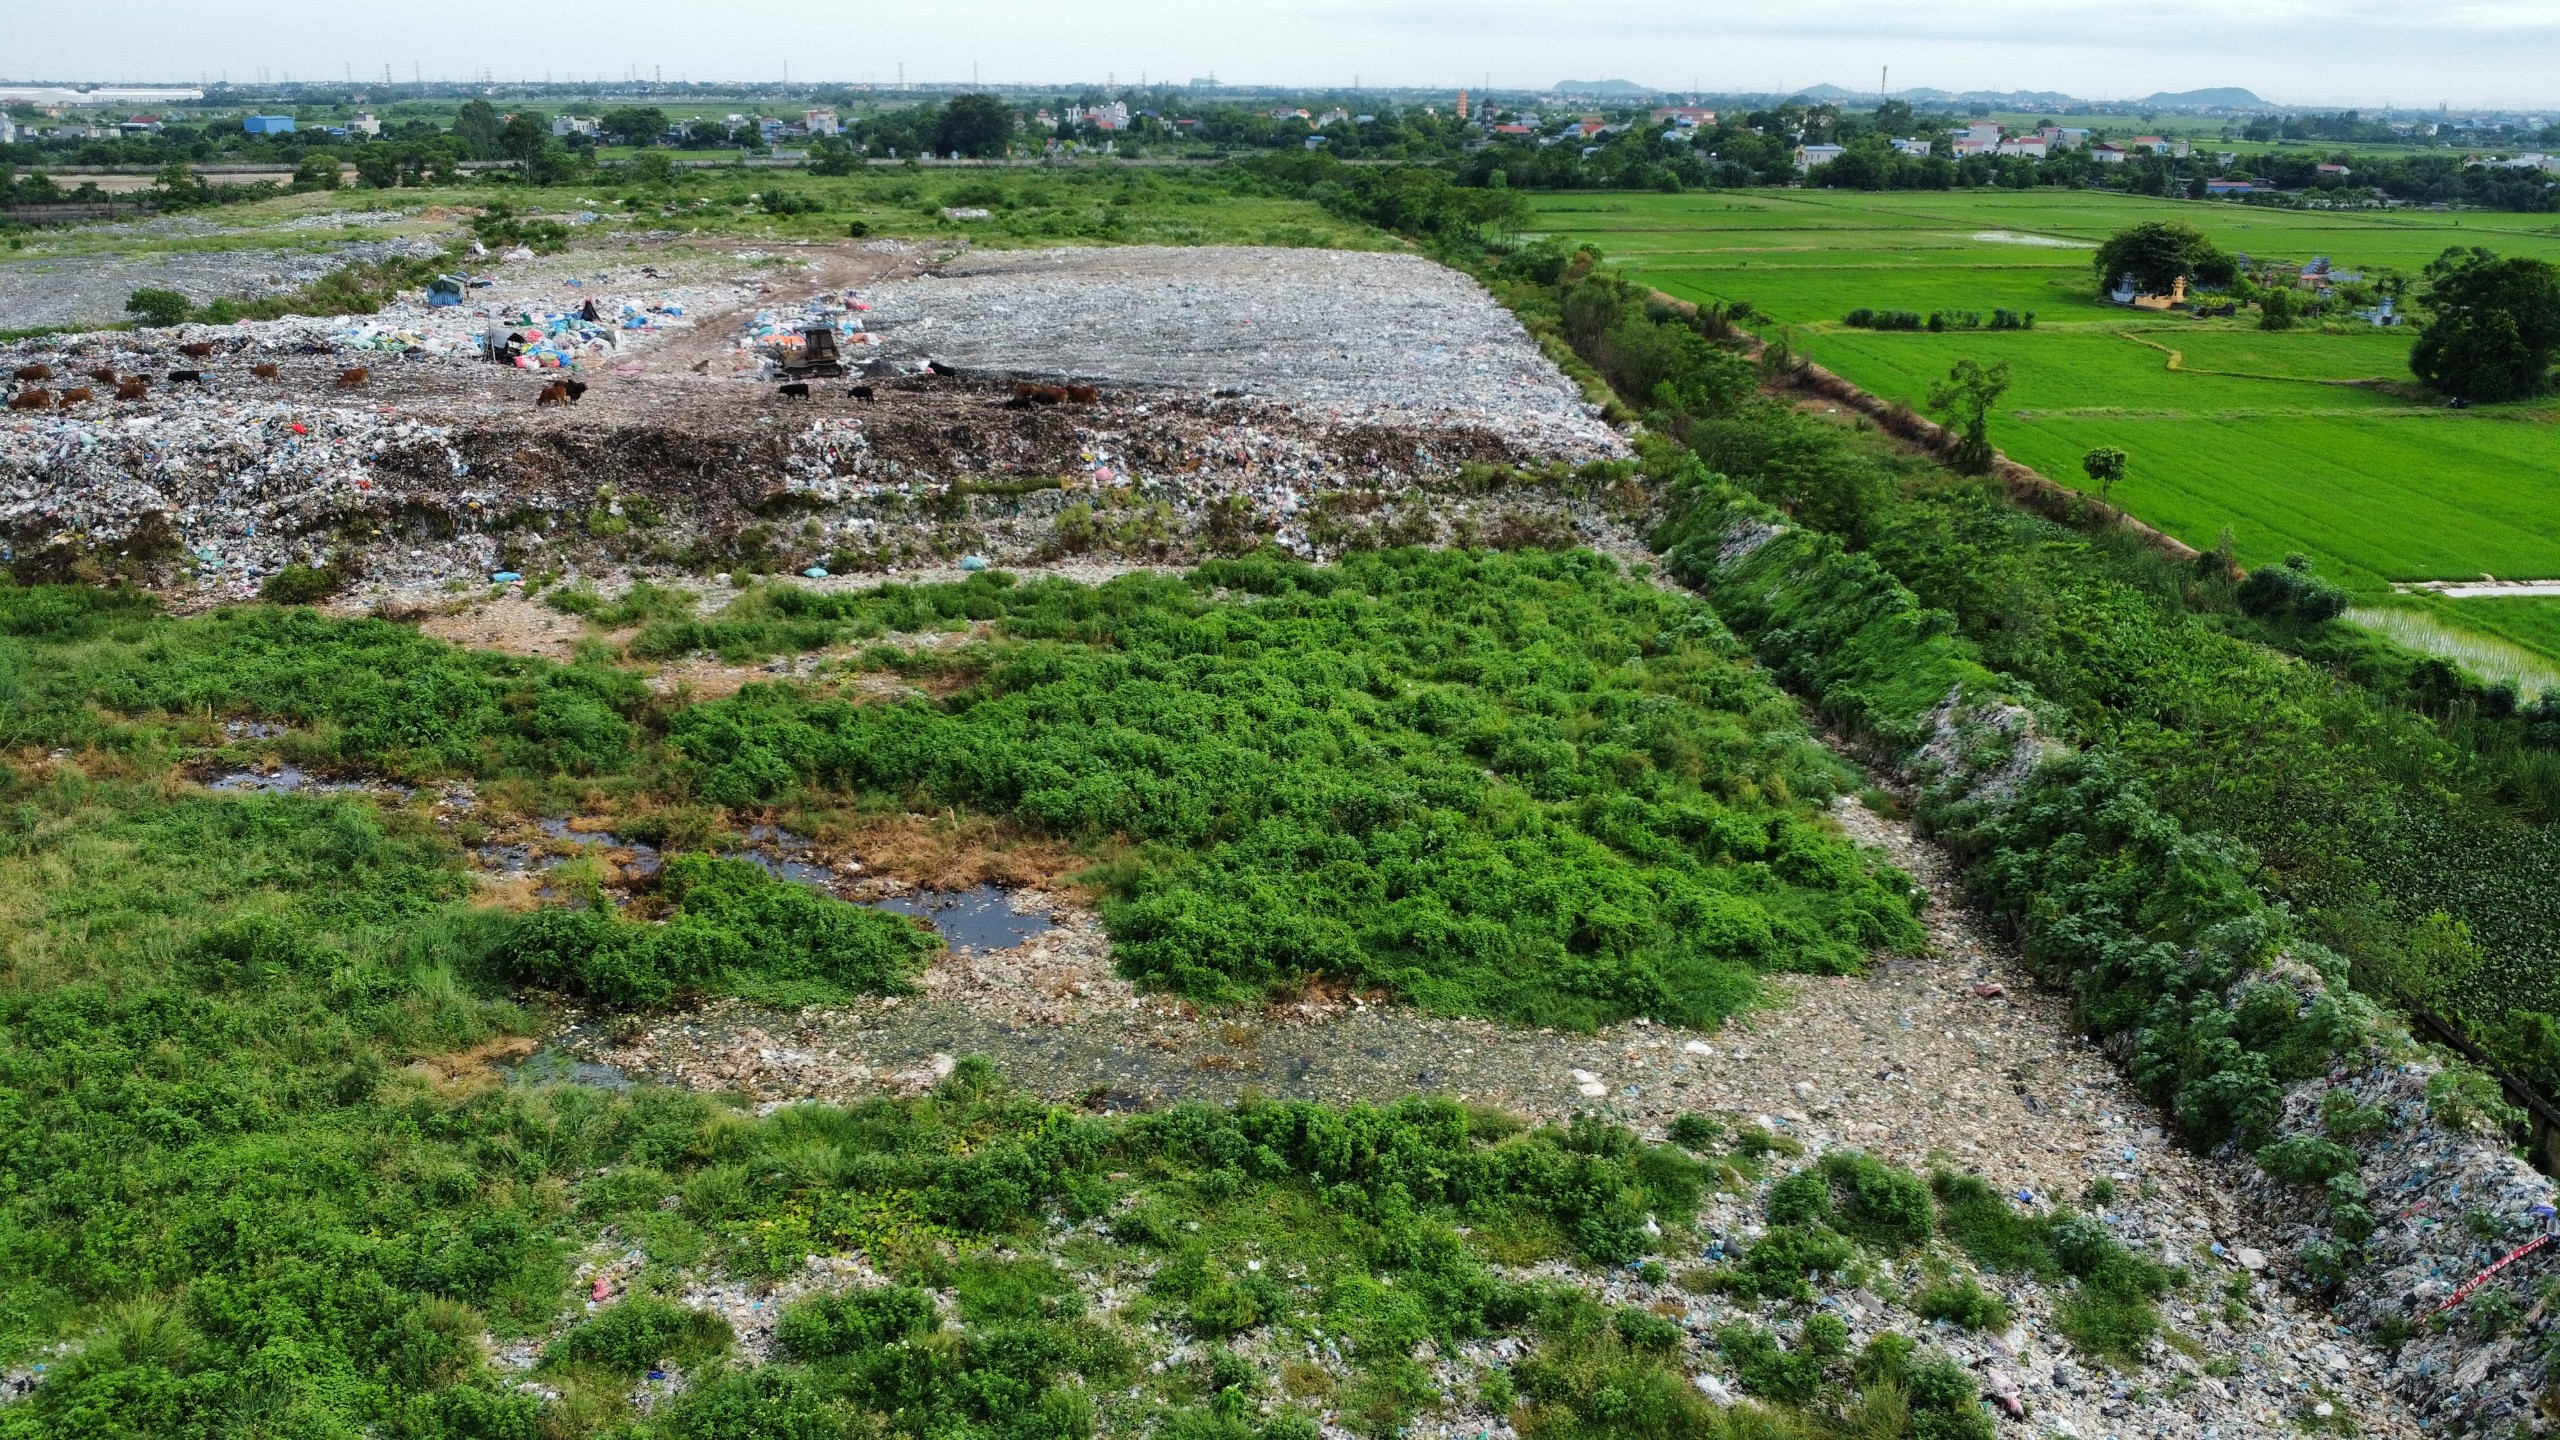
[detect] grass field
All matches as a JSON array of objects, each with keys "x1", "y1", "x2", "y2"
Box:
[{"x1": 1531, "y1": 189, "x2": 2560, "y2": 618}]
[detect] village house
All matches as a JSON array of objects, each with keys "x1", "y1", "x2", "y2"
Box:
[
  {"x1": 1890, "y1": 136, "x2": 1932, "y2": 156},
  {"x1": 1795, "y1": 142, "x2": 1846, "y2": 171},
  {"x1": 1997, "y1": 135, "x2": 2049, "y2": 159},
  {"x1": 1948, "y1": 122, "x2": 2003, "y2": 157},
  {"x1": 1651, "y1": 106, "x2": 1716, "y2": 127},
  {"x1": 804, "y1": 107, "x2": 840, "y2": 136},
  {"x1": 2089, "y1": 142, "x2": 2126, "y2": 164}
]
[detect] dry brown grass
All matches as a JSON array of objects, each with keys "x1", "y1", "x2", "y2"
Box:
[
  {"x1": 402, "y1": 1035, "x2": 538, "y2": 1096},
  {"x1": 808, "y1": 808, "x2": 1092, "y2": 894}
]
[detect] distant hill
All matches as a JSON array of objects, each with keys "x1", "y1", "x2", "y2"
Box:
[
  {"x1": 2142, "y1": 87, "x2": 2268, "y2": 110},
  {"x1": 1781, "y1": 83, "x2": 2268, "y2": 112},
  {"x1": 1552, "y1": 79, "x2": 1654, "y2": 97}
]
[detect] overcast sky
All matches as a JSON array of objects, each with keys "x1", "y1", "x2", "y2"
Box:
[{"x1": 14, "y1": 0, "x2": 2559, "y2": 110}]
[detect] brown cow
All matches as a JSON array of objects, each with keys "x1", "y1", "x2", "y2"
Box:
[
  {"x1": 86, "y1": 367, "x2": 117, "y2": 384},
  {"x1": 1064, "y1": 385, "x2": 1098, "y2": 404},
  {"x1": 251, "y1": 363, "x2": 280, "y2": 379},
  {"x1": 179, "y1": 342, "x2": 214, "y2": 359},
  {"x1": 335, "y1": 367, "x2": 369, "y2": 388},
  {"x1": 7, "y1": 389, "x2": 50, "y2": 411},
  {"x1": 55, "y1": 387, "x2": 93, "y2": 408},
  {"x1": 115, "y1": 380, "x2": 149, "y2": 402},
  {"x1": 563, "y1": 380, "x2": 587, "y2": 402},
  {"x1": 1012, "y1": 383, "x2": 1068, "y2": 406},
  {"x1": 11, "y1": 364, "x2": 51, "y2": 383},
  {"x1": 535, "y1": 381, "x2": 570, "y2": 406}
]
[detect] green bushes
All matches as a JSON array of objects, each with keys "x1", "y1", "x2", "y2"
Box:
[
  {"x1": 1844, "y1": 308, "x2": 1923, "y2": 331},
  {"x1": 497, "y1": 855, "x2": 940, "y2": 1008},
  {"x1": 551, "y1": 1295, "x2": 734, "y2": 1374},
  {"x1": 2234, "y1": 553, "x2": 2350, "y2": 623},
  {"x1": 661, "y1": 550, "x2": 1922, "y2": 1029},
  {"x1": 0, "y1": 596, "x2": 649, "y2": 777},
  {"x1": 1764, "y1": 1151, "x2": 1934, "y2": 1250},
  {"x1": 776, "y1": 1286, "x2": 939, "y2": 1359}
]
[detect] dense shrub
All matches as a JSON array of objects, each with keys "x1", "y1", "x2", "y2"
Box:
[
  {"x1": 496, "y1": 855, "x2": 940, "y2": 1008},
  {"x1": 661, "y1": 550, "x2": 1922, "y2": 1028}
]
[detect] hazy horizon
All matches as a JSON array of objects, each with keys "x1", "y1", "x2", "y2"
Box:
[{"x1": 12, "y1": 0, "x2": 2559, "y2": 111}]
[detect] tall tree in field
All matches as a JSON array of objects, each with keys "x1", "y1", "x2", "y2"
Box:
[
  {"x1": 2081, "y1": 446, "x2": 2128, "y2": 508},
  {"x1": 2411, "y1": 246, "x2": 2560, "y2": 402},
  {"x1": 1928, "y1": 358, "x2": 2013, "y2": 474},
  {"x1": 2093, "y1": 220, "x2": 2233, "y2": 298}
]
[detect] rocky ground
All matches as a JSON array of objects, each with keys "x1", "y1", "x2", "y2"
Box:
[{"x1": 538, "y1": 791, "x2": 2421, "y2": 1439}]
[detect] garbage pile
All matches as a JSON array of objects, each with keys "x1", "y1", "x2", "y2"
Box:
[
  {"x1": 0, "y1": 389, "x2": 484, "y2": 593},
  {"x1": 852, "y1": 245, "x2": 1623, "y2": 459},
  {"x1": 2245, "y1": 1048, "x2": 2560, "y2": 1433},
  {"x1": 727, "y1": 294, "x2": 881, "y2": 379}
]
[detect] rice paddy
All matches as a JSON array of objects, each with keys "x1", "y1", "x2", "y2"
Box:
[{"x1": 1530, "y1": 188, "x2": 2560, "y2": 660}]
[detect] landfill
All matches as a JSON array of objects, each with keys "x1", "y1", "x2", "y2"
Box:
[{"x1": 2, "y1": 241, "x2": 1623, "y2": 596}]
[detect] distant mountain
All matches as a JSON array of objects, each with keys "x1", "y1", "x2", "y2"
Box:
[
  {"x1": 1789, "y1": 84, "x2": 2077, "y2": 109},
  {"x1": 1782, "y1": 83, "x2": 2266, "y2": 112},
  {"x1": 1552, "y1": 79, "x2": 1655, "y2": 97},
  {"x1": 2142, "y1": 86, "x2": 2267, "y2": 110}
]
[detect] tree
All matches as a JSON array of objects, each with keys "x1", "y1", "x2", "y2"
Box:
[
  {"x1": 1927, "y1": 358, "x2": 2012, "y2": 474},
  {"x1": 935, "y1": 94, "x2": 1014, "y2": 159},
  {"x1": 2410, "y1": 246, "x2": 2560, "y2": 401},
  {"x1": 292, "y1": 152, "x2": 341, "y2": 190},
  {"x1": 2080, "y1": 446, "x2": 2128, "y2": 508},
  {"x1": 597, "y1": 106, "x2": 667, "y2": 148},
  {"x1": 624, "y1": 150, "x2": 675, "y2": 185},
  {"x1": 125, "y1": 288, "x2": 190, "y2": 327},
  {"x1": 497, "y1": 113, "x2": 551, "y2": 166},
  {"x1": 2092, "y1": 220, "x2": 2232, "y2": 299},
  {"x1": 452, "y1": 100, "x2": 502, "y2": 158}
]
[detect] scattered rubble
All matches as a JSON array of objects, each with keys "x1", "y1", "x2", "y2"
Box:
[{"x1": 535, "y1": 793, "x2": 2419, "y2": 1439}]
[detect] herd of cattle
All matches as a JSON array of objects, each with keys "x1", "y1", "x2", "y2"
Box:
[{"x1": 3, "y1": 339, "x2": 380, "y2": 414}]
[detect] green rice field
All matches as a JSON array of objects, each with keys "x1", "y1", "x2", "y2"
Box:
[{"x1": 1530, "y1": 190, "x2": 2560, "y2": 617}]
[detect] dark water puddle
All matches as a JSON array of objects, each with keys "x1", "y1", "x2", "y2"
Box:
[
  {"x1": 208, "y1": 765, "x2": 410, "y2": 799},
  {"x1": 503, "y1": 1050, "x2": 631, "y2": 1090},
  {"x1": 870, "y1": 885, "x2": 1056, "y2": 953},
  {"x1": 723, "y1": 824, "x2": 834, "y2": 887}
]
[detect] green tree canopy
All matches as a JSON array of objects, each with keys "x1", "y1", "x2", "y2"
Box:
[
  {"x1": 597, "y1": 106, "x2": 667, "y2": 148},
  {"x1": 935, "y1": 93, "x2": 1015, "y2": 159},
  {"x1": 451, "y1": 99, "x2": 502, "y2": 156},
  {"x1": 497, "y1": 112, "x2": 551, "y2": 164},
  {"x1": 2410, "y1": 246, "x2": 2560, "y2": 401},
  {"x1": 1928, "y1": 358, "x2": 2013, "y2": 474},
  {"x1": 2092, "y1": 220, "x2": 2233, "y2": 298}
]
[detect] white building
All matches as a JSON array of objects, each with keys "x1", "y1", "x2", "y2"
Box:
[
  {"x1": 0, "y1": 113, "x2": 17, "y2": 145},
  {"x1": 1948, "y1": 122, "x2": 2003, "y2": 157},
  {"x1": 804, "y1": 107, "x2": 839, "y2": 136},
  {"x1": 1890, "y1": 136, "x2": 1932, "y2": 156},
  {"x1": 550, "y1": 115, "x2": 599, "y2": 138},
  {"x1": 348, "y1": 112, "x2": 381, "y2": 137},
  {"x1": 2037, "y1": 126, "x2": 2090, "y2": 150},
  {"x1": 1795, "y1": 142, "x2": 1846, "y2": 171},
  {"x1": 1997, "y1": 136, "x2": 2050, "y2": 159}
]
